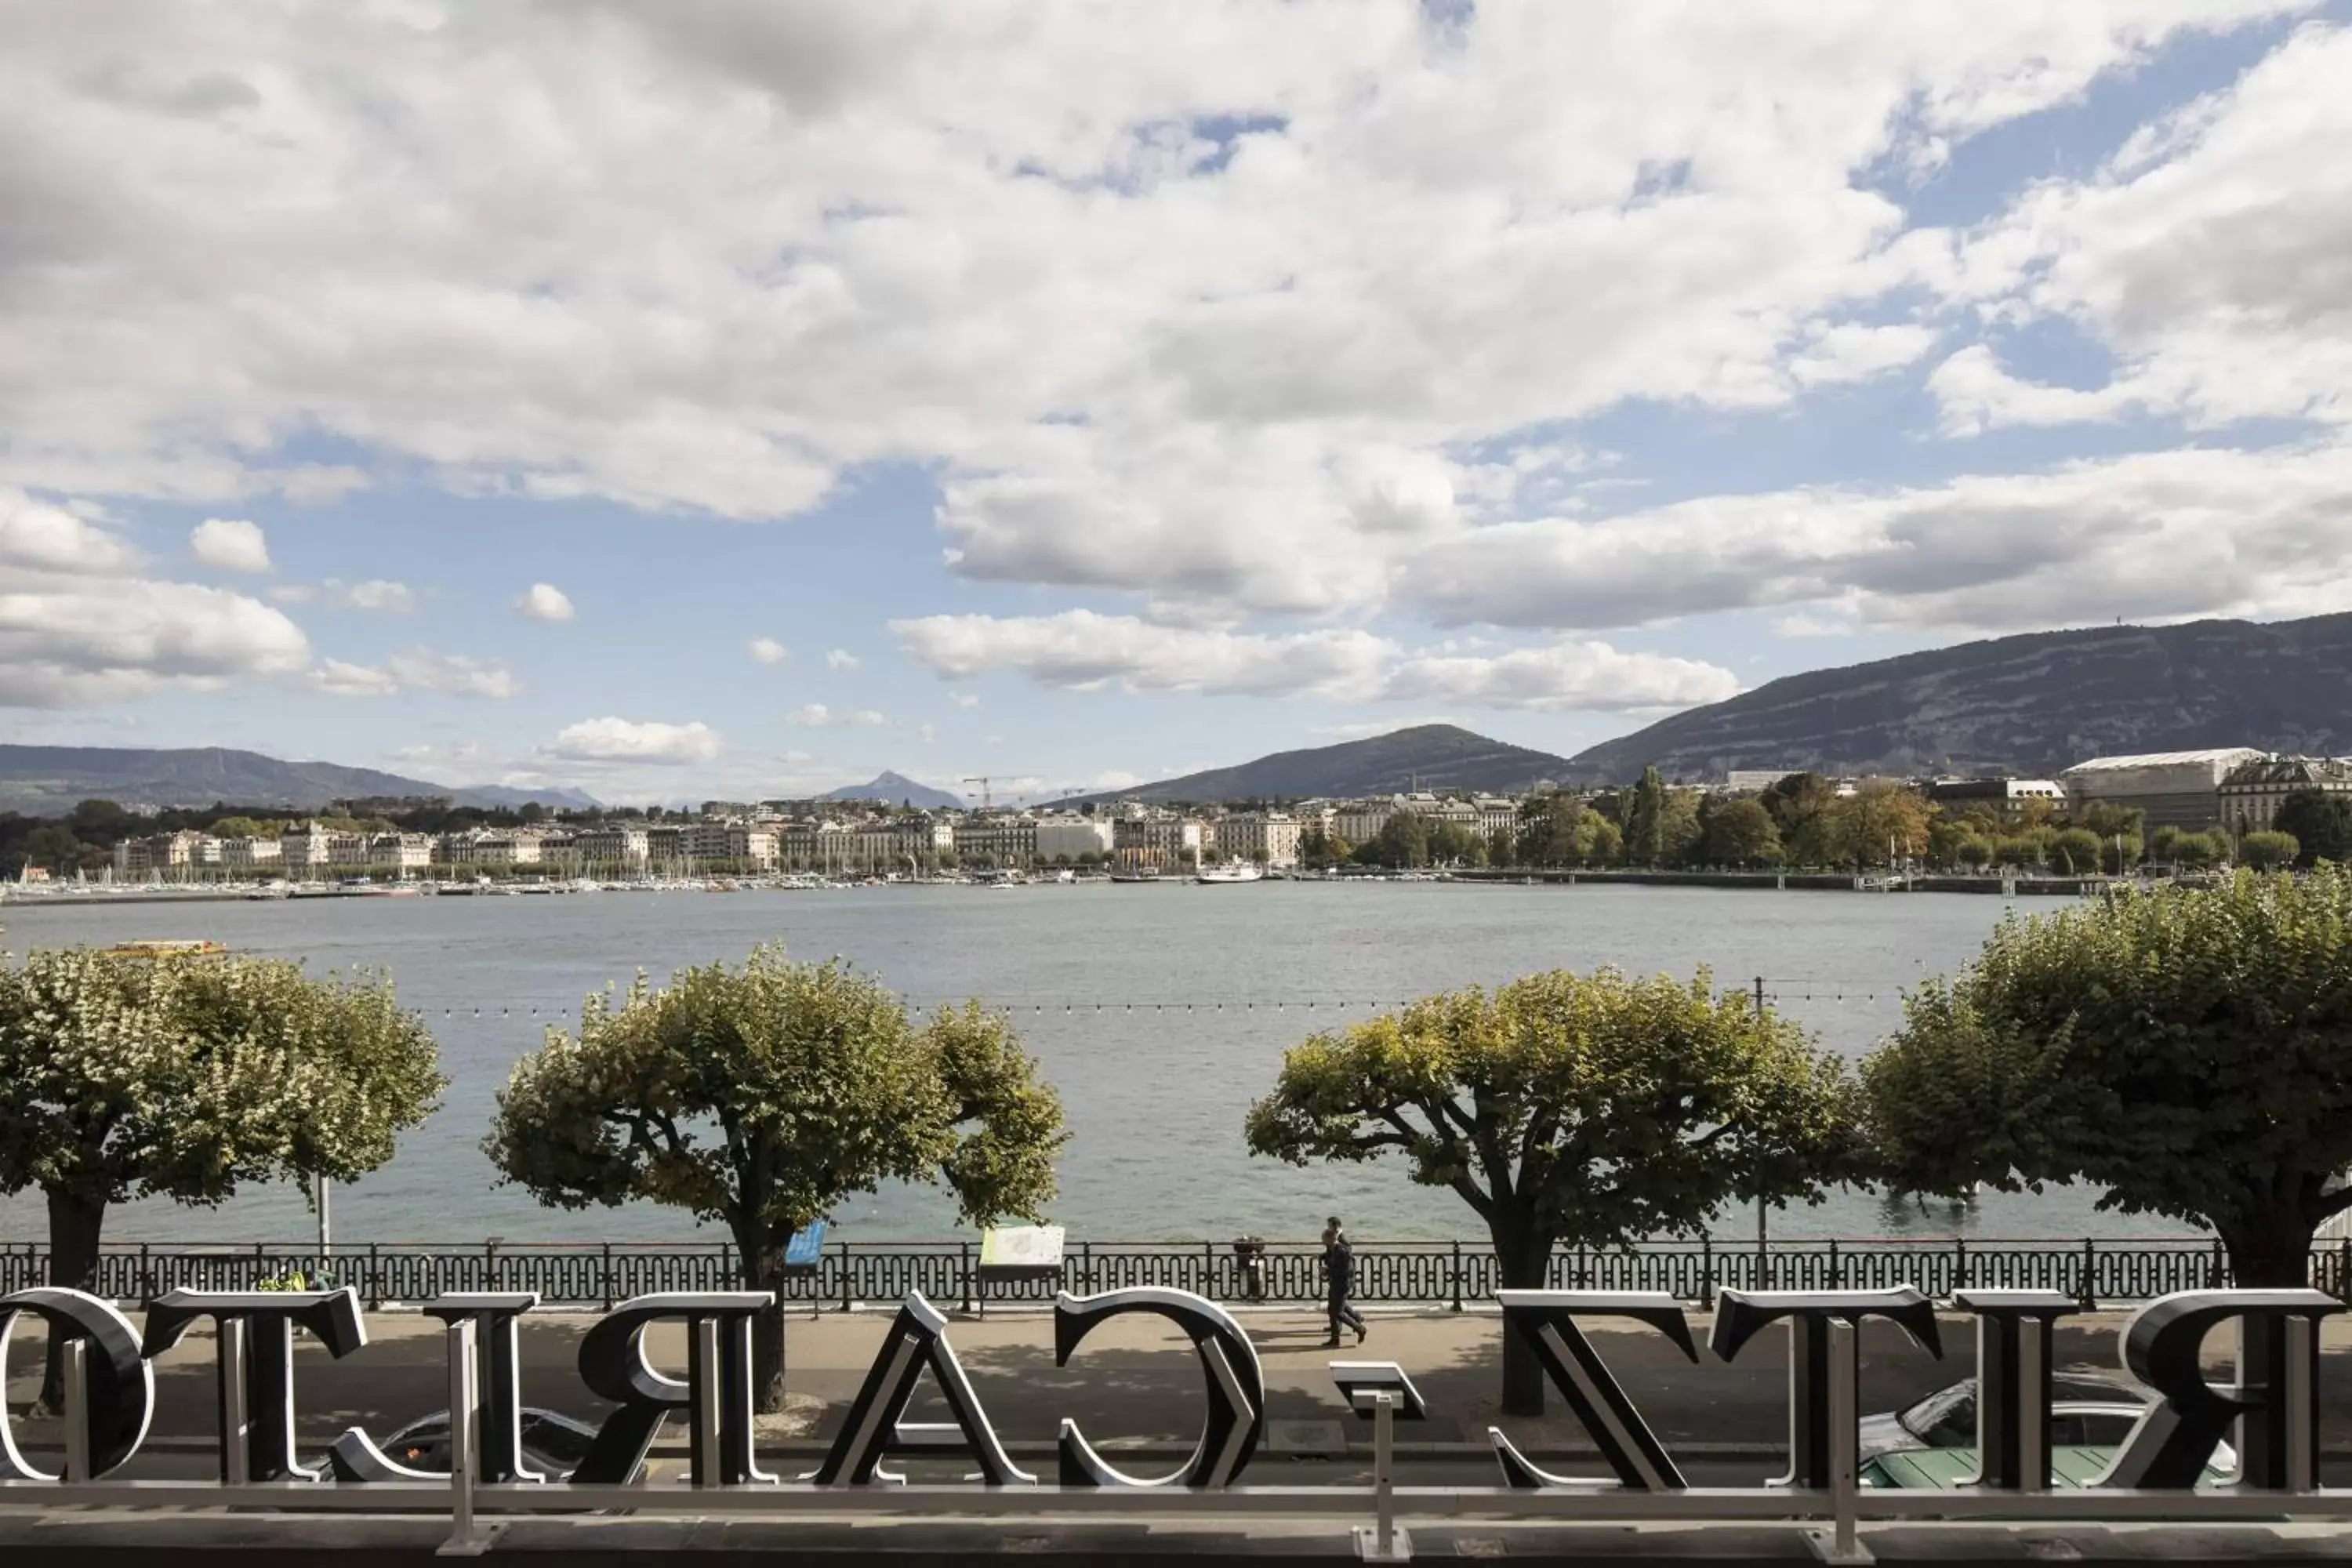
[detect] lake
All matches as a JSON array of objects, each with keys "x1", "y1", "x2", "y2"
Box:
[{"x1": 0, "y1": 882, "x2": 2169, "y2": 1246}]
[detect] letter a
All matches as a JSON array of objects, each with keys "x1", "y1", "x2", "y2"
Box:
[{"x1": 808, "y1": 1292, "x2": 1029, "y2": 1486}]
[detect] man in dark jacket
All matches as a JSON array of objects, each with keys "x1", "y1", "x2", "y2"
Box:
[{"x1": 1321, "y1": 1215, "x2": 1367, "y2": 1347}]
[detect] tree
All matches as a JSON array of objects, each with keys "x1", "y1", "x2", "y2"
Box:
[
  {"x1": 1827, "y1": 782, "x2": 1933, "y2": 867},
  {"x1": 2148, "y1": 824, "x2": 2185, "y2": 864},
  {"x1": 1624, "y1": 768, "x2": 1668, "y2": 865},
  {"x1": 0, "y1": 949, "x2": 441, "y2": 1409},
  {"x1": 2172, "y1": 829, "x2": 2226, "y2": 871},
  {"x1": 2049, "y1": 828, "x2": 2105, "y2": 877},
  {"x1": 2274, "y1": 791, "x2": 2352, "y2": 866},
  {"x1": 1374, "y1": 811, "x2": 1432, "y2": 869},
  {"x1": 1244, "y1": 969, "x2": 1857, "y2": 1416},
  {"x1": 1762, "y1": 773, "x2": 1836, "y2": 832},
  {"x1": 1703, "y1": 799, "x2": 1781, "y2": 866},
  {"x1": 485, "y1": 946, "x2": 1066, "y2": 1410},
  {"x1": 1658, "y1": 789, "x2": 1704, "y2": 866},
  {"x1": 1862, "y1": 869, "x2": 2352, "y2": 1294},
  {"x1": 2242, "y1": 830, "x2": 2300, "y2": 870},
  {"x1": 23, "y1": 822, "x2": 84, "y2": 873}
]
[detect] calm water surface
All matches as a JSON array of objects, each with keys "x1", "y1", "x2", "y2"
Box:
[{"x1": 0, "y1": 883, "x2": 2165, "y2": 1246}]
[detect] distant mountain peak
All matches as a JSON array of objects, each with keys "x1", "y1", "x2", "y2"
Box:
[
  {"x1": 1071, "y1": 725, "x2": 1571, "y2": 804},
  {"x1": 822, "y1": 771, "x2": 964, "y2": 808},
  {"x1": 0, "y1": 743, "x2": 597, "y2": 815}
]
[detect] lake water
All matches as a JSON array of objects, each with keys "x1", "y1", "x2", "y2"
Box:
[{"x1": 0, "y1": 883, "x2": 2169, "y2": 1247}]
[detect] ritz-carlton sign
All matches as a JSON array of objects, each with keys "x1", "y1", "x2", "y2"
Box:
[{"x1": 0, "y1": 1280, "x2": 2344, "y2": 1554}]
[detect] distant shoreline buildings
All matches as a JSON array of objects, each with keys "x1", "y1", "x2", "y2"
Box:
[{"x1": 81, "y1": 746, "x2": 2352, "y2": 884}]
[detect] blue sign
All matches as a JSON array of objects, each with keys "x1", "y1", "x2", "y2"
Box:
[{"x1": 783, "y1": 1221, "x2": 828, "y2": 1269}]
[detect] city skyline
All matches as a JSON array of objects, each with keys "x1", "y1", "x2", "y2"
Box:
[{"x1": 5, "y1": 4, "x2": 2351, "y2": 804}]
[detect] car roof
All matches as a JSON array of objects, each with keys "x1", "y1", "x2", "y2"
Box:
[{"x1": 1864, "y1": 1446, "x2": 2227, "y2": 1490}]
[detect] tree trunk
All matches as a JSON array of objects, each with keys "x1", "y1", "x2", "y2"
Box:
[
  {"x1": 1493, "y1": 1225, "x2": 1556, "y2": 1418},
  {"x1": 2221, "y1": 1215, "x2": 2318, "y2": 1290},
  {"x1": 736, "y1": 1237, "x2": 789, "y2": 1415},
  {"x1": 38, "y1": 1187, "x2": 107, "y2": 1416}
]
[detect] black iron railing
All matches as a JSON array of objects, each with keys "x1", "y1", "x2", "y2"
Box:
[{"x1": 6, "y1": 1236, "x2": 2346, "y2": 1312}]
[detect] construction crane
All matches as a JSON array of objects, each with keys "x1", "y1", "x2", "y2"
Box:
[{"x1": 962, "y1": 776, "x2": 995, "y2": 811}]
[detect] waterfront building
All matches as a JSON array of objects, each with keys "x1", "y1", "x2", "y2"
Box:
[
  {"x1": 684, "y1": 822, "x2": 778, "y2": 868},
  {"x1": 572, "y1": 826, "x2": 650, "y2": 868},
  {"x1": 953, "y1": 815, "x2": 1038, "y2": 867},
  {"x1": 644, "y1": 825, "x2": 688, "y2": 863},
  {"x1": 1210, "y1": 811, "x2": 1301, "y2": 868},
  {"x1": 2217, "y1": 755, "x2": 2352, "y2": 833},
  {"x1": 1033, "y1": 815, "x2": 1113, "y2": 862},
  {"x1": 1330, "y1": 801, "x2": 1393, "y2": 844},
  {"x1": 111, "y1": 838, "x2": 151, "y2": 877},
  {"x1": 1924, "y1": 777, "x2": 2067, "y2": 815},
  {"x1": 1112, "y1": 814, "x2": 1203, "y2": 870},
  {"x1": 217, "y1": 835, "x2": 283, "y2": 871},
  {"x1": 280, "y1": 825, "x2": 335, "y2": 873},
  {"x1": 2059, "y1": 749, "x2": 2266, "y2": 831},
  {"x1": 1472, "y1": 797, "x2": 1519, "y2": 841},
  {"x1": 369, "y1": 833, "x2": 434, "y2": 872}
]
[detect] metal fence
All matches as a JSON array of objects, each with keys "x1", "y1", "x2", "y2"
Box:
[{"x1": 7, "y1": 1236, "x2": 2349, "y2": 1311}]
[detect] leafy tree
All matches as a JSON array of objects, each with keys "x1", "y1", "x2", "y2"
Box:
[
  {"x1": 0, "y1": 949, "x2": 441, "y2": 1409},
  {"x1": 2241, "y1": 830, "x2": 2300, "y2": 870},
  {"x1": 1827, "y1": 782, "x2": 1933, "y2": 867},
  {"x1": 2148, "y1": 824, "x2": 2185, "y2": 864},
  {"x1": 1762, "y1": 772, "x2": 1836, "y2": 831},
  {"x1": 1953, "y1": 833, "x2": 1992, "y2": 869},
  {"x1": 2172, "y1": 829, "x2": 2226, "y2": 871},
  {"x1": 1991, "y1": 834, "x2": 2044, "y2": 869},
  {"x1": 1245, "y1": 969, "x2": 1857, "y2": 1415},
  {"x1": 22, "y1": 822, "x2": 85, "y2": 873},
  {"x1": 1374, "y1": 811, "x2": 1432, "y2": 869},
  {"x1": 1704, "y1": 799, "x2": 1781, "y2": 866},
  {"x1": 1863, "y1": 869, "x2": 2352, "y2": 1294},
  {"x1": 1624, "y1": 768, "x2": 1668, "y2": 865},
  {"x1": 207, "y1": 816, "x2": 275, "y2": 839},
  {"x1": 485, "y1": 946, "x2": 1066, "y2": 1410},
  {"x1": 1658, "y1": 789, "x2": 1704, "y2": 867},
  {"x1": 2049, "y1": 828, "x2": 2105, "y2": 876},
  {"x1": 2274, "y1": 791, "x2": 2352, "y2": 867}
]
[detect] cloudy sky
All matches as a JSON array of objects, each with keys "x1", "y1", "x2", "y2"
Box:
[{"x1": 5, "y1": 2, "x2": 2350, "y2": 804}]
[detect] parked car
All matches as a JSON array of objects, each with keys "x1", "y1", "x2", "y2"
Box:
[
  {"x1": 377, "y1": 1406, "x2": 603, "y2": 1478},
  {"x1": 1857, "y1": 1375, "x2": 2151, "y2": 1461},
  {"x1": 1862, "y1": 1442, "x2": 2234, "y2": 1490}
]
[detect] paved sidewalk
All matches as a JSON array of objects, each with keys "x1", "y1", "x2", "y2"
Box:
[{"x1": 13, "y1": 1302, "x2": 2352, "y2": 1458}]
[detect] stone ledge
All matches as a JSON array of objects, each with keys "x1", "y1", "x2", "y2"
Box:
[{"x1": 4, "y1": 1515, "x2": 2352, "y2": 1566}]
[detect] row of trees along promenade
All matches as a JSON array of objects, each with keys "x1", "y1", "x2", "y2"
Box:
[{"x1": 6, "y1": 868, "x2": 2352, "y2": 1417}]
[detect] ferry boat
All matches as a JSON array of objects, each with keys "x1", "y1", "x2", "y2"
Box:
[
  {"x1": 1194, "y1": 862, "x2": 1265, "y2": 884},
  {"x1": 1107, "y1": 866, "x2": 1161, "y2": 884}
]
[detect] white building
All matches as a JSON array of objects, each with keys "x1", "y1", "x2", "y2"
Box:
[
  {"x1": 1112, "y1": 815, "x2": 1203, "y2": 870},
  {"x1": 370, "y1": 833, "x2": 434, "y2": 872},
  {"x1": 1210, "y1": 811, "x2": 1302, "y2": 868},
  {"x1": 1330, "y1": 802, "x2": 1393, "y2": 846},
  {"x1": 1034, "y1": 816, "x2": 1114, "y2": 862},
  {"x1": 572, "y1": 826, "x2": 651, "y2": 867},
  {"x1": 954, "y1": 816, "x2": 1038, "y2": 867},
  {"x1": 2060, "y1": 749, "x2": 2267, "y2": 832},
  {"x1": 218, "y1": 835, "x2": 283, "y2": 871}
]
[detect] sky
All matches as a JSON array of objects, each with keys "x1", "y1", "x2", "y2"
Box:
[{"x1": 3, "y1": 2, "x2": 2350, "y2": 806}]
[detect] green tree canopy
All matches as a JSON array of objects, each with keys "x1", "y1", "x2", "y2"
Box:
[
  {"x1": 2049, "y1": 827, "x2": 2105, "y2": 876},
  {"x1": 1624, "y1": 768, "x2": 1668, "y2": 865},
  {"x1": 0, "y1": 948, "x2": 441, "y2": 1406},
  {"x1": 1245, "y1": 968, "x2": 1857, "y2": 1414},
  {"x1": 1703, "y1": 799, "x2": 1782, "y2": 866},
  {"x1": 484, "y1": 946, "x2": 1066, "y2": 1409},
  {"x1": 2241, "y1": 830, "x2": 2299, "y2": 870},
  {"x1": 2274, "y1": 791, "x2": 2352, "y2": 867},
  {"x1": 1861, "y1": 869, "x2": 2352, "y2": 1289}
]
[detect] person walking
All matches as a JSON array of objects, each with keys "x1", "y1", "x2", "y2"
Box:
[{"x1": 1321, "y1": 1216, "x2": 1367, "y2": 1348}]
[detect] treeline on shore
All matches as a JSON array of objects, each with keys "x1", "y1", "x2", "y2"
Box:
[{"x1": 1319, "y1": 769, "x2": 2352, "y2": 874}]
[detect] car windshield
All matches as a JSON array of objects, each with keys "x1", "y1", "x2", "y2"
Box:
[
  {"x1": 524, "y1": 1414, "x2": 595, "y2": 1466},
  {"x1": 1898, "y1": 1383, "x2": 1976, "y2": 1446}
]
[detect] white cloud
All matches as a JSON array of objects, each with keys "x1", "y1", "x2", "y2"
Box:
[
  {"x1": 1, "y1": 488, "x2": 310, "y2": 706},
  {"x1": 336, "y1": 578, "x2": 419, "y2": 612},
  {"x1": 824, "y1": 648, "x2": 860, "y2": 671},
  {"x1": 545, "y1": 717, "x2": 721, "y2": 763},
  {"x1": 787, "y1": 702, "x2": 887, "y2": 728},
  {"x1": 748, "y1": 637, "x2": 790, "y2": 664},
  {"x1": 314, "y1": 648, "x2": 517, "y2": 699},
  {"x1": 1403, "y1": 438, "x2": 2352, "y2": 634},
  {"x1": 891, "y1": 609, "x2": 1737, "y2": 712},
  {"x1": 0, "y1": 1, "x2": 2304, "y2": 630},
  {"x1": 516, "y1": 583, "x2": 575, "y2": 622},
  {"x1": 1933, "y1": 24, "x2": 2352, "y2": 434},
  {"x1": 915, "y1": 723, "x2": 936, "y2": 743},
  {"x1": 189, "y1": 517, "x2": 270, "y2": 572},
  {"x1": 267, "y1": 583, "x2": 317, "y2": 604},
  {"x1": 951, "y1": 691, "x2": 981, "y2": 709}
]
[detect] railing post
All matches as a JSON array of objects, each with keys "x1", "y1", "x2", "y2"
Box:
[
  {"x1": 1955, "y1": 1236, "x2": 1968, "y2": 1294},
  {"x1": 960, "y1": 1240, "x2": 974, "y2": 1314},
  {"x1": 1699, "y1": 1236, "x2": 1714, "y2": 1311},
  {"x1": 485, "y1": 1237, "x2": 499, "y2": 1293},
  {"x1": 439, "y1": 1315, "x2": 489, "y2": 1555},
  {"x1": 367, "y1": 1243, "x2": 383, "y2": 1311},
  {"x1": 140, "y1": 1243, "x2": 154, "y2": 1307},
  {"x1": 1450, "y1": 1240, "x2": 1464, "y2": 1313},
  {"x1": 2080, "y1": 1237, "x2": 2097, "y2": 1311},
  {"x1": 2211, "y1": 1236, "x2": 2227, "y2": 1288},
  {"x1": 1083, "y1": 1240, "x2": 1096, "y2": 1296},
  {"x1": 2339, "y1": 1237, "x2": 2350, "y2": 1304},
  {"x1": 1206, "y1": 1242, "x2": 1216, "y2": 1301},
  {"x1": 1828, "y1": 1238, "x2": 1841, "y2": 1290},
  {"x1": 600, "y1": 1241, "x2": 615, "y2": 1312},
  {"x1": 839, "y1": 1242, "x2": 853, "y2": 1314}
]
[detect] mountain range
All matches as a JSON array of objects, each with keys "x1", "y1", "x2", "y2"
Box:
[
  {"x1": 1563, "y1": 612, "x2": 2352, "y2": 782},
  {"x1": 1070, "y1": 724, "x2": 1573, "y2": 803},
  {"x1": 821, "y1": 771, "x2": 966, "y2": 809},
  {"x1": 0, "y1": 746, "x2": 597, "y2": 817}
]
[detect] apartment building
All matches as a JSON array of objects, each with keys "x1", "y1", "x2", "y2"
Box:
[
  {"x1": 1210, "y1": 811, "x2": 1302, "y2": 868},
  {"x1": 953, "y1": 815, "x2": 1038, "y2": 866},
  {"x1": 2218, "y1": 756, "x2": 2352, "y2": 833},
  {"x1": 369, "y1": 833, "x2": 434, "y2": 872},
  {"x1": 1034, "y1": 816, "x2": 1114, "y2": 862},
  {"x1": 1112, "y1": 815, "x2": 1203, "y2": 870},
  {"x1": 218, "y1": 835, "x2": 283, "y2": 871}
]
